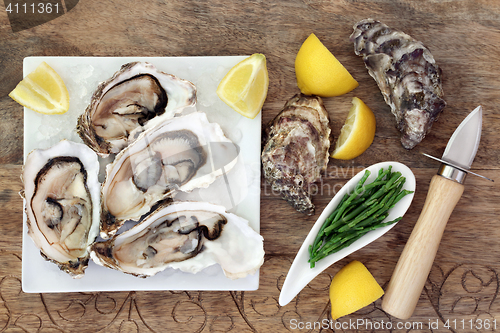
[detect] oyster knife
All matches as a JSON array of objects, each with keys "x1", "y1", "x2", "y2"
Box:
[{"x1": 382, "y1": 106, "x2": 490, "y2": 320}]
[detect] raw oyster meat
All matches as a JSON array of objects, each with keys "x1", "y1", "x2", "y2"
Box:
[
  {"x1": 77, "y1": 62, "x2": 196, "y2": 156},
  {"x1": 21, "y1": 140, "x2": 100, "y2": 278},
  {"x1": 262, "y1": 94, "x2": 331, "y2": 215},
  {"x1": 91, "y1": 201, "x2": 264, "y2": 279},
  {"x1": 100, "y1": 111, "x2": 238, "y2": 238},
  {"x1": 350, "y1": 18, "x2": 446, "y2": 149}
]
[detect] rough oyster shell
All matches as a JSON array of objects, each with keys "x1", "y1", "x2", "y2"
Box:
[
  {"x1": 21, "y1": 140, "x2": 100, "y2": 278},
  {"x1": 77, "y1": 61, "x2": 197, "y2": 156},
  {"x1": 91, "y1": 201, "x2": 264, "y2": 279},
  {"x1": 350, "y1": 18, "x2": 446, "y2": 149},
  {"x1": 262, "y1": 94, "x2": 331, "y2": 215},
  {"x1": 100, "y1": 111, "x2": 238, "y2": 238}
]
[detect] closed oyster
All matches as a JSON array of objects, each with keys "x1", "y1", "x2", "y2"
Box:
[
  {"x1": 22, "y1": 140, "x2": 100, "y2": 278},
  {"x1": 350, "y1": 18, "x2": 446, "y2": 149},
  {"x1": 91, "y1": 201, "x2": 264, "y2": 279},
  {"x1": 262, "y1": 94, "x2": 331, "y2": 215},
  {"x1": 77, "y1": 62, "x2": 196, "y2": 156},
  {"x1": 100, "y1": 111, "x2": 238, "y2": 238}
]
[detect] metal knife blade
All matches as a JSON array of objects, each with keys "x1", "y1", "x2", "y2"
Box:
[{"x1": 442, "y1": 105, "x2": 482, "y2": 170}]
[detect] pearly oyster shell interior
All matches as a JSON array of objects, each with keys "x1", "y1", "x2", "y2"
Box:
[
  {"x1": 100, "y1": 111, "x2": 239, "y2": 239},
  {"x1": 22, "y1": 140, "x2": 101, "y2": 278},
  {"x1": 77, "y1": 62, "x2": 197, "y2": 156},
  {"x1": 91, "y1": 201, "x2": 264, "y2": 279}
]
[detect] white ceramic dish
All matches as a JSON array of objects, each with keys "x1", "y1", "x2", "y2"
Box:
[
  {"x1": 279, "y1": 161, "x2": 416, "y2": 306},
  {"x1": 22, "y1": 56, "x2": 262, "y2": 293}
]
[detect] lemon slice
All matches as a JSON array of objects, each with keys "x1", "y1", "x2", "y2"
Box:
[
  {"x1": 330, "y1": 260, "x2": 384, "y2": 320},
  {"x1": 331, "y1": 97, "x2": 376, "y2": 160},
  {"x1": 9, "y1": 61, "x2": 70, "y2": 115},
  {"x1": 216, "y1": 53, "x2": 269, "y2": 119},
  {"x1": 295, "y1": 33, "x2": 358, "y2": 97}
]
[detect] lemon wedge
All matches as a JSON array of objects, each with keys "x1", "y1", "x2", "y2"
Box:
[
  {"x1": 331, "y1": 97, "x2": 376, "y2": 160},
  {"x1": 295, "y1": 33, "x2": 358, "y2": 97},
  {"x1": 9, "y1": 61, "x2": 70, "y2": 115},
  {"x1": 216, "y1": 53, "x2": 269, "y2": 119},
  {"x1": 330, "y1": 260, "x2": 384, "y2": 320}
]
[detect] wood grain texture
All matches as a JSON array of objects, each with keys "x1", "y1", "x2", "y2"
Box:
[{"x1": 2, "y1": 0, "x2": 500, "y2": 331}]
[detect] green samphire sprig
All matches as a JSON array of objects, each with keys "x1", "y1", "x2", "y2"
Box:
[{"x1": 308, "y1": 166, "x2": 413, "y2": 268}]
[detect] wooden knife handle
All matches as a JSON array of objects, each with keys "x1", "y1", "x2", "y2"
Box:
[{"x1": 381, "y1": 174, "x2": 464, "y2": 320}]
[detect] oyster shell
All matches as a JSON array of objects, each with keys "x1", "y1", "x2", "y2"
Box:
[
  {"x1": 100, "y1": 111, "x2": 238, "y2": 238},
  {"x1": 91, "y1": 201, "x2": 264, "y2": 279},
  {"x1": 22, "y1": 140, "x2": 100, "y2": 278},
  {"x1": 77, "y1": 62, "x2": 197, "y2": 156},
  {"x1": 350, "y1": 18, "x2": 446, "y2": 149},
  {"x1": 261, "y1": 94, "x2": 331, "y2": 215}
]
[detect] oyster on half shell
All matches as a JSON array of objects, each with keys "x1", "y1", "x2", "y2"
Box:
[
  {"x1": 77, "y1": 62, "x2": 197, "y2": 156},
  {"x1": 22, "y1": 140, "x2": 100, "y2": 278},
  {"x1": 100, "y1": 111, "x2": 238, "y2": 238},
  {"x1": 91, "y1": 201, "x2": 264, "y2": 279}
]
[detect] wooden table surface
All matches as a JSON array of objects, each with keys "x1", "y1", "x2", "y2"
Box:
[{"x1": 2, "y1": 0, "x2": 500, "y2": 332}]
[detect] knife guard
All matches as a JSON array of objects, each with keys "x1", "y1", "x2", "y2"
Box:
[{"x1": 381, "y1": 173, "x2": 464, "y2": 319}]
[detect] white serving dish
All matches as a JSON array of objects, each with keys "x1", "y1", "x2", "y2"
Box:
[
  {"x1": 22, "y1": 56, "x2": 262, "y2": 292},
  {"x1": 279, "y1": 161, "x2": 416, "y2": 306}
]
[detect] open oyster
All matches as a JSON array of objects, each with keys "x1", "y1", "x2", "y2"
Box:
[
  {"x1": 100, "y1": 111, "x2": 238, "y2": 238},
  {"x1": 77, "y1": 62, "x2": 196, "y2": 156},
  {"x1": 21, "y1": 140, "x2": 100, "y2": 278},
  {"x1": 262, "y1": 94, "x2": 331, "y2": 215},
  {"x1": 350, "y1": 18, "x2": 446, "y2": 149},
  {"x1": 91, "y1": 201, "x2": 264, "y2": 279}
]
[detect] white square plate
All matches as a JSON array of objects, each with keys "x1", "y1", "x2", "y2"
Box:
[{"x1": 22, "y1": 56, "x2": 261, "y2": 292}]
